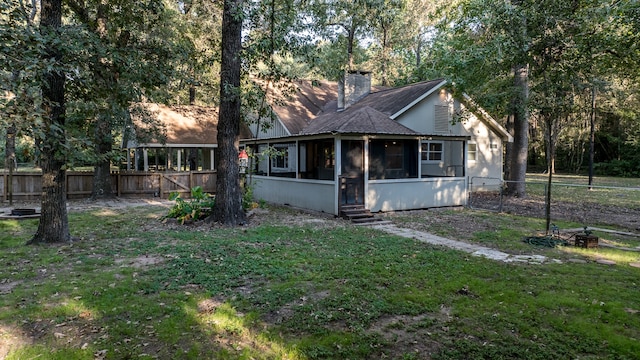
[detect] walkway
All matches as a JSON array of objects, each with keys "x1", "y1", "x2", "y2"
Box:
[{"x1": 371, "y1": 223, "x2": 562, "y2": 265}]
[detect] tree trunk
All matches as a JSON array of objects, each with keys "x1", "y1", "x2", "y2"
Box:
[
  {"x1": 505, "y1": 64, "x2": 529, "y2": 197},
  {"x1": 210, "y1": 0, "x2": 246, "y2": 226},
  {"x1": 91, "y1": 114, "x2": 115, "y2": 199},
  {"x1": 5, "y1": 123, "x2": 16, "y2": 205},
  {"x1": 414, "y1": 36, "x2": 422, "y2": 68},
  {"x1": 504, "y1": 113, "x2": 514, "y2": 183},
  {"x1": 29, "y1": 0, "x2": 71, "y2": 244},
  {"x1": 544, "y1": 115, "x2": 555, "y2": 235},
  {"x1": 380, "y1": 26, "x2": 389, "y2": 87},
  {"x1": 347, "y1": 25, "x2": 355, "y2": 70},
  {"x1": 91, "y1": 1, "x2": 116, "y2": 199},
  {"x1": 588, "y1": 86, "x2": 596, "y2": 189}
]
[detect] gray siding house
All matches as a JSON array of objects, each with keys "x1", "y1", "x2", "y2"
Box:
[{"x1": 241, "y1": 72, "x2": 513, "y2": 215}]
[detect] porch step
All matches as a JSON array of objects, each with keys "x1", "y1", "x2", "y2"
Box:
[{"x1": 340, "y1": 205, "x2": 391, "y2": 225}]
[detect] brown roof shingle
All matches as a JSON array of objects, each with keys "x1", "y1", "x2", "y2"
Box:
[
  {"x1": 301, "y1": 106, "x2": 418, "y2": 136},
  {"x1": 268, "y1": 80, "x2": 338, "y2": 135},
  {"x1": 131, "y1": 104, "x2": 251, "y2": 146}
]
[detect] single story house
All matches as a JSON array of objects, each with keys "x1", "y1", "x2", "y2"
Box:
[
  {"x1": 241, "y1": 71, "x2": 513, "y2": 215},
  {"x1": 122, "y1": 103, "x2": 251, "y2": 172}
]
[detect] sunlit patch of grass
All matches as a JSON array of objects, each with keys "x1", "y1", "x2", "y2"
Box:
[
  {"x1": 5, "y1": 345, "x2": 93, "y2": 360},
  {"x1": 38, "y1": 298, "x2": 98, "y2": 321},
  {"x1": 184, "y1": 297, "x2": 305, "y2": 359},
  {"x1": 561, "y1": 246, "x2": 640, "y2": 264}
]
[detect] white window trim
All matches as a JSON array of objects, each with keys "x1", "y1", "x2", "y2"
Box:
[
  {"x1": 468, "y1": 142, "x2": 477, "y2": 162},
  {"x1": 271, "y1": 143, "x2": 296, "y2": 172},
  {"x1": 421, "y1": 141, "x2": 444, "y2": 163}
]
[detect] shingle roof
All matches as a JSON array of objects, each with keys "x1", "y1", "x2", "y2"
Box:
[
  {"x1": 130, "y1": 104, "x2": 251, "y2": 146},
  {"x1": 301, "y1": 106, "x2": 418, "y2": 136},
  {"x1": 351, "y1": 79, "x2": 445, "y2": 116},
  {"x1": 281, "y1": 78, "x2": 445, "y2": 136},
  {"x1": 267, "y1": 80, "x2": 338, "y2": 135}
]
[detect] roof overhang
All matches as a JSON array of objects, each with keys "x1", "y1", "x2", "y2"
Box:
[
  {"x1": 390, "y1": 79, "x2": 448, "y2": 120},
  {"x1": 461, "y1": 93, "x2": 514, "y2": 143}
]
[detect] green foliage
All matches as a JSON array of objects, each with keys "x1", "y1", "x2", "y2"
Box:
[
  {"x1": 166, "y1": 186, "x2": 215, "y2": 223},
  {"x1": 241, "y1": 181, "x2": 257, "y2": 211},
  {"x1": 594, "y1": 160, "x2": 640, "y2": 178}
]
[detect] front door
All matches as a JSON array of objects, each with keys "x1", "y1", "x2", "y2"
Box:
[{"x1": 340, "y1": 140, "x2": 365, "y2": 205}]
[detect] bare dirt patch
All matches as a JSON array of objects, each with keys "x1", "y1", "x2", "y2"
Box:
[
  {"x1": 114, "y1": 255, "x2": 165, "y2": 268},
  {"x1": 368, "y1": 309, "x2": 453, "y2": 359},
  {"x1": 471, "y1": 192, "x2": 640, "y2": 232}
]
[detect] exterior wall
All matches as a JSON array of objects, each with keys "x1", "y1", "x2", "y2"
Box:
[
  {"x1": 248, "y1": 116, "x2": 290, "y2": 139},
  {"x1": 367, "y1": 178, "x2": 467, "y2": 212},
  {"x1": 460, "y1": 111, "x2": 505, "y2": 187},
  {"x1": 397, "y1": 89, "x2": 451, "y2": 134},
  {"x1": 249, "y1": 176, "x2": 336, "y2": 214},
  {"x1": 396, "y1": 90, "x2": 505, "y2": 183}
]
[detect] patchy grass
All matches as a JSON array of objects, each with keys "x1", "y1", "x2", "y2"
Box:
[
  {"x1": 526, "y1": 174, "x2": 640, "y2": 210},
  {"x1": 1, "y1": 204, "x2": 639, "y2": 359}
]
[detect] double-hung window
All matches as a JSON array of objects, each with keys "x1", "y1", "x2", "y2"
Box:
[
  {"x1": 421, "y1": 141, "x2": 443, "y2": 162},
  {"x1": 467, "y1": 143, "x2": 477, "y2": 162}
]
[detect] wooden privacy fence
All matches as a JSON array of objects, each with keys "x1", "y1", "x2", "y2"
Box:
[{"x1": 0, "y1": 171, "x2": 217, "y2": 201}]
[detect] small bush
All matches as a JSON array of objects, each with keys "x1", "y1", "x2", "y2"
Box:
[{"x1": 166, "y1": 186, "x2": 215, "y2": 224}]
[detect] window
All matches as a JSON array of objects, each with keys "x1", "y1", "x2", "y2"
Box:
[
  {"x1": 369, "y1": 139, "x2": 418, "y2": 180},
  {"x1": 490, "y1": 143, "x2": 498, "y2": 150},
  {"x1": 273, "y1": 148, "x2": 289, "y2": 168},
  {"x1": 421, "y1": 141, "x2": 443, "y2": 162},
  {"x1": 271, "y1": 143, "x2": 296, "y2": 174},
  {"x1": 468, "y1": 143, "x2": 477, "y2": 161},
  {"x1": 385, "y1": 141, "x2": 403, "y2": 170}
]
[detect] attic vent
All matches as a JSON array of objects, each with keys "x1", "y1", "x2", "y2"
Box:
[{"x1": 434, "y1": 105, "x2": 450, "y2": 133}]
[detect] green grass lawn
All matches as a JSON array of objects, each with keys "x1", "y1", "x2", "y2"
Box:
[
  {"x1": 1, "y1": 205, "x2": 639, "y2": 359},
  {"x1": 525, "y1": 174, "x2": 640, "y2": 210}
]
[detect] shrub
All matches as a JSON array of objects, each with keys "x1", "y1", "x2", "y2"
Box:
[
  {"x1": 166, "y1": 186, "x2": 215, "y2": 224},
  {"x1": 594, "y1": 160, "x2": 640, "y2": 177}
]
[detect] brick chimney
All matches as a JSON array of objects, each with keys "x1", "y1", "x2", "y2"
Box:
[{"x1": 338, "y1": 70, "x2": 371, "y2": 111}]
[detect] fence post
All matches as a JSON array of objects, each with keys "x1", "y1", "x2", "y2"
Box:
[
  {"x1": 159, "y1": 173, "x2": 164, "y2": 198},
  {"x1": 117, "y1": 172, "x2": 121, "y2": 197},
  {"x1": 498, "y1": 180, "x2": 504, "y2": 213},
  {"x1": 2, "y1": 172, "x2": 6, "y2": 202}
]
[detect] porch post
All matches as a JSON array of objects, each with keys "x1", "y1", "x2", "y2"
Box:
[
  {"x1": 134, "y1": 149, "x2": 139, "y2": 171},
  {"x1": 418, "y1": 140, "x2": 423, "y2": 178},
  {"x1": 210, "y1": 149, "x2": 215, "y2": 170},
  {"x1": 363, "y1": 136, "x2": 369, "y2": 209},
  {"x1": 177, "y1": 149, "x2": 182, "y2": 171},
  {"x1": 295, "y1": 140, "x2": 299, "y2": 178},
  {"x1": 334, "y1": 137, "x2": 341, "y2": 216},
  {"x1": 143, "y1": 148, "x2": 149, "y2": 172}
]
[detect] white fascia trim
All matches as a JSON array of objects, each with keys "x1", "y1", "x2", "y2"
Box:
[
  {"x1": 133, "y1": 143, "x2": 218, "y2": 148},
  {"x1": 461, "y1": 93, "x2": 514, "y2": 143},
  {"x1": 390, "y1": 79, "x2": 448, "y2": 120}
]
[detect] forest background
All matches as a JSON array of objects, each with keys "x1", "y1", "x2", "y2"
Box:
[
  {"x1": 1, "y1": 0, "x2": 639, "y2": 231},
  {"x1": 2, "y1": 0, "x2": 639, "y2": 175}
]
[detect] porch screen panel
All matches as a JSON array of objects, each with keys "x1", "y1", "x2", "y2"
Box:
[
  {"x1": 299, "y1": 139, "x2": 335, "y2": 180},
  {"x1": 369, "y1": 139, "x2": 418, "y2": 180}
]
